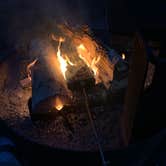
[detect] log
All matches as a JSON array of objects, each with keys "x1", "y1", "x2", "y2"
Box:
[
  {"x1": 29, "y1": 39, "x2": 71, "y2": 119},
  {"x1": 67, "y1": 66, "x2": 95, "y2": 91}
]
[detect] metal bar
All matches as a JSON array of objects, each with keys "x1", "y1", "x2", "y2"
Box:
[{"x1": 83, "y1": 88, "x2": 109, "y2": 166}]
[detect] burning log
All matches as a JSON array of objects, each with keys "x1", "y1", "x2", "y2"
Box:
[
  {"x1": 28, "y1": 23, "x2": 122, "y2": 122},
  {"x1": 56, "y1": 24, "x2": 115, "y2": 89},
  {"x1": 29, "y1": 39, "x2": 71, "y2": 120},
  {"x1": 67, "y1": 66, "x2": 95, "y2": 91}
]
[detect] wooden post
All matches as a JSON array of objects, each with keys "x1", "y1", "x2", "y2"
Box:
[{"x1": 121, "y1": 33, "x2": 147, "y2": 144}]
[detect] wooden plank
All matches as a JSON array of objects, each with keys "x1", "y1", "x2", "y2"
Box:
[{"x1": 121, "y1": 32, "x2": 147, "y2": 144}]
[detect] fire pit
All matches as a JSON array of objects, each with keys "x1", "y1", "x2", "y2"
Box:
[{"x1": 0, "y1": 24, "x2": 129, "y2": 165}]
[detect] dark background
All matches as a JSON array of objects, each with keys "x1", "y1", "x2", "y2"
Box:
[{"x1": 0, "y1": 0, "x2": 165, "y2": 46}]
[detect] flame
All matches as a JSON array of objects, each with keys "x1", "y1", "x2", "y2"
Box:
[
  {"x1": 64, "y1": 55, "x2": 75, "y2": 66},
  {"x1": 122, "y1": 53, "x2": 125, "y2": 60},
  {"x1": 56, "y1": 37, "x2": 67, "y2": 80},
  {"x1": 91, "y1": 56, "x2": 100, "y2": 75},
  {"x1": 91, "y1": 56, "x2": 101, "y2": 84},
  {"x1": 77, "y1": 44, "x2": 101, "y2": 83},
  {"x1": 78, "y1": 44, "x2": 86, "y2": 51},
  {"x1": 55, "y1": 97, "x2": 64, "y2": 111},
  {"x1": 27, "y1": 59, "x2": 38, "y2": 79},
  {"x1": 56, "y1": 37, "x2": 75, "y2": 80},
  {"x1": 77, "y1": 44, "x2": 90, "y2": 67},
  {"x1": 52, "y1": 25, "x2": 115, "y2": 89}
]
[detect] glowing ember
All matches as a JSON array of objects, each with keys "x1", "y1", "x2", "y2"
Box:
[
  {"x1": 122, "y1": 53, "x2": 125, "y2": 60},
  {"x1": 55, "y1": 97, "x2": 64, "y2": 111}
]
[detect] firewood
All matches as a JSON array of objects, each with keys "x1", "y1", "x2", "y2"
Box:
[
  {"x1": 29, "y1": 39, "x2": 71, "y2": 119},
  {"x1": 67, "y1": 66, "x2": 95, "y2": 91}
]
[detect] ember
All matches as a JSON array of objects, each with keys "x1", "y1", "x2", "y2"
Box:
[{"x1": 54, "y1": 97, "x2": 64, "y2": 111}]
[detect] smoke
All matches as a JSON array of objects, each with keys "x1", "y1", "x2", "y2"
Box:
[{"x1": 0, "y1": 0, "x2": 108, "y2": 50}]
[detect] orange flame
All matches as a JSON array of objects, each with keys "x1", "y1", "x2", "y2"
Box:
[
  {"x1": 56, "y1": 37, "x2": 67, "y2": 80},
  {"x1": 55, "y1": 97, "x2": 64, "y2": 111},
  {"x1": 27, "y1": 59, "x2": 38, "y2": 79},
  {"x1": 52, "y1": 25, "x2": 115, "y2": 89},
  {"x1": 56, "y1": 37, "x2": 75, "y2": 80},
  {"x1": 77, "y1": 44, "x2": 101, "y2": 84},
  {"x1": 77, "y1": 44, "x2": 90, "y2": 67}
]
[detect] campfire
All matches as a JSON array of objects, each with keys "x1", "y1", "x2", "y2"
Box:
[
  {"x1": 26, "y1": 25, "x2": 116, "y2": 116},
  {"x1": 0, "y1": 24, "x2": 128, "y2": 164},
  {"x1": 22, "y1": 25, "x2": 119, "y2": 165},
  {"x1": 0, "y1": 0, "x2": 152, "y2": 164},
  {"x1": 0, "y1": 22, "x2": 130, "y2": 166}
]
